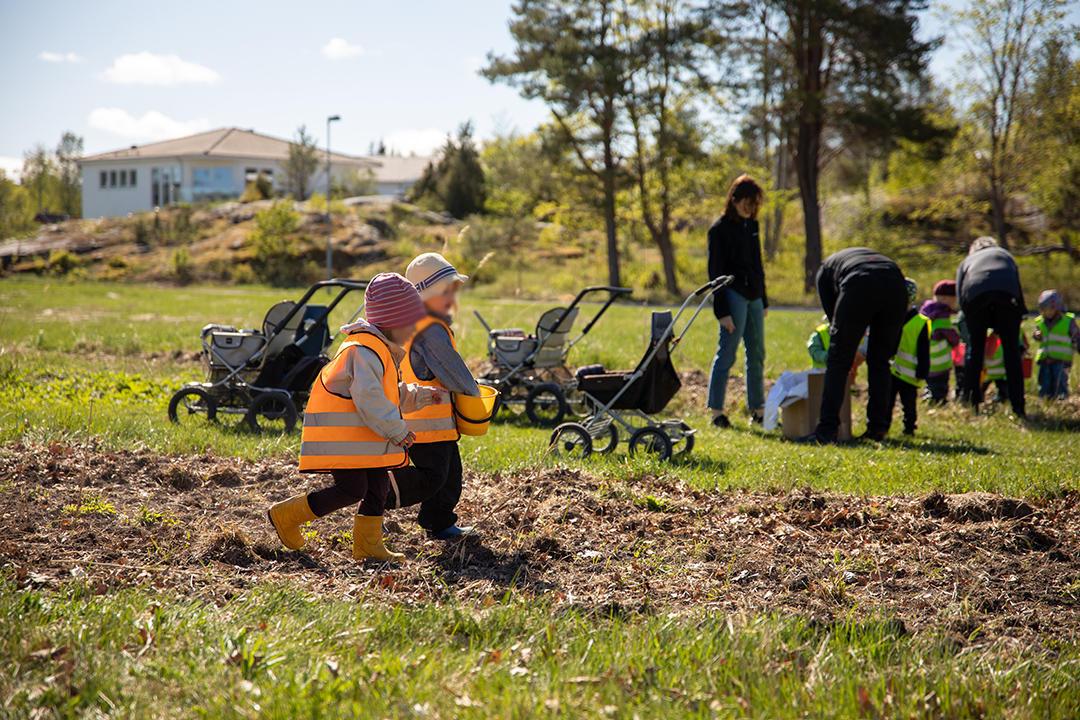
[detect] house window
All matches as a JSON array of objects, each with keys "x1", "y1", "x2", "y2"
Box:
[
  {"x1": 120, "y1": 170, "x2": 127, "y2": 187},
  {"x1": 100, "y1": 171, "x2": 107, "y2": 188},
  {"x1": 151, "y1": 168, "x2": 160, "y2": 205},
  {"x1": 245, "y1": 168, "x2": 258, "y2": 184},
  {"x1": 192, "y1": 167, "x2": 234, "y2": 197},
  {"x1": 109, "y1": 170, "x2": 117, "y2": 187},
  {"x1": 129, "y1": 169, "x2": 137, "y2": 187}
]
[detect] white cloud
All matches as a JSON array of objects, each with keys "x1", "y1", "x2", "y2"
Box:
[
  {"x1": 383, "y1": 128, "x2": 448, "y2": 156},
  {"x1": 0, "y1": 156, "x2": 23, "y2": 183},
  {"x1": 322, "y1": 38, "x2": 368, "y2": 60},
  {"x1": 88, "y1": 108, "x2": 211, "y2": 141},
  {"x1": 40, "y1": 51, "x2": 85, "y2": 63},
  {"x1": 99, "y1": 52, "x2": 221, "y2": 86}
]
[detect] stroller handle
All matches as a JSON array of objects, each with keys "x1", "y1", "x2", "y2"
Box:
[{"x1": 690, "y1": 275, "x2": 734, "y2": 298}]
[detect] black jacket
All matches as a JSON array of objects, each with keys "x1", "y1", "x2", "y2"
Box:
[
  {"x1": 816, "y1": 247, "x2": 902, "y2": 320},
  {"x1": 707, "y1": 215, "x2": 768, "y2": 318},
  {"x1": 956, "y1": 247, "x2": 1026, "y2": 313}
]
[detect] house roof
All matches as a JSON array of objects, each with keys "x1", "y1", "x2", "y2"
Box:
[
  {"x1": 80, "y1": 128, "x2": 375, "y2": 166},
  {"x1": 363, "y1": 155, "x2": 434, "y2": 184}
]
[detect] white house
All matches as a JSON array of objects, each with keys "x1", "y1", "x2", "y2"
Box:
[
  {"x1": 361, "y1": 154, "x2": 433, "y2": 198},
  {"x1": 78, "y1": 127, "x2": 376, "y2": 218}
]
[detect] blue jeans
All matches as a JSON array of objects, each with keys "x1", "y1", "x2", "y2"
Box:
[
  {"x1": 707, "y1": 290, "x2": 766, "y2": 413},
  {"x1": 1038, "y1": 360, "x2": 1070, "y2": 398}
]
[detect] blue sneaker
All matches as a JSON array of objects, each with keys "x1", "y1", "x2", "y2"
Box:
[{"x1": 430, "y1": 525, "x2": 474, "y2": 540}]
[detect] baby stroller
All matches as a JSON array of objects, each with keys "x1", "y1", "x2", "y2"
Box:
[
  {"x1": 474, "y1": 286, "x2": 632, "y2": 426},
  {"x1": 167, "y1": 279, "x2": 369, "y2": 433},
  {"x1": 548, "y1": 275, "x2": 733, "y2": 462}
]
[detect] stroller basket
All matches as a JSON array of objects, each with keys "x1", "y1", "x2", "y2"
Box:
[{"x1": 576, "y1": 311, "x2": 681, "y2": 415}]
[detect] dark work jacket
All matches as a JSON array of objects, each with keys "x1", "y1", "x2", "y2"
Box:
[
  {"x1": 815, "y1": 247, "x2": 902, "y2": 320},
  {"x1": 955, "y1": 247, "x2": 1026, "y2": 313},
  {"x1": 707, "y1": 215, "x2": 768, "y2": 319}
]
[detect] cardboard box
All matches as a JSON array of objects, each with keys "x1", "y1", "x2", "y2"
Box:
[{"x1": 782, "y1": 372, "x2": 852, "y2": 441}]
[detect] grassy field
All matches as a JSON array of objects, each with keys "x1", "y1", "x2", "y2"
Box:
[
  {"x1": 2, "y1": 278, "x2": 1078, "y2": 496},
  {"x1": 2, "y1": 278, "x2": 1080, "y2": 718}
]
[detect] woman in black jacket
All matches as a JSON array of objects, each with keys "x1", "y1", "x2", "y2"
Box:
[{"x1": 707, "y1": 175, "x2": 768, "y2": 428}]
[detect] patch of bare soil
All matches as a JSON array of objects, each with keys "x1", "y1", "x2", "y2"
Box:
[{"x1": 2, "y1": 441, "x2": 1078, "y2": 645}]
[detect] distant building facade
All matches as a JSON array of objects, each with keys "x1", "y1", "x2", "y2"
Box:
[
  {"x1": 362, "y1": 155, "x2": 433, "y2": 198},
  {"x1": 78, "y1": 128, "x2": 375, "y2": 218}
]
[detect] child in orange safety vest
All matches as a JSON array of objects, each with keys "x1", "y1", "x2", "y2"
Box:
[
  {"x1": 385, "y1": 253, "x2": 482, "y2": 540},
  {"x1": 267, "y1": 273, "x2": 447, "y2": 563}
]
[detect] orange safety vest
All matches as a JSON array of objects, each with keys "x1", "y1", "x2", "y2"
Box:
[
  {"x1": 402, "y1": 315, "x2": 460, "y2": 442},
  {"x1": 298, "y1": 331, "x2": 408, "y2": 472}
]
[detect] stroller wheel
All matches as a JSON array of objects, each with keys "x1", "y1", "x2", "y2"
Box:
[
  {"x1": 548, "y1": 422, "x2": 593, "y2": 460},
  {"x1": 629, "y1": 427, "x2": 673, "y2": 462},
  {"x1": 246, "y1": 392, "x2": 298, "y2": 434},
  {"x1": 670, "y1": 421, "x2": 695, "y2": 457},
  {"x1": 584, "y1": 417, "x2": 619, "y2": 454},
  {"x1": 168, "y1": 387, "x2": 217, "y2": 424},
  {"x1": 526, "y1": 383, "x2": 568, "y2": 427}
]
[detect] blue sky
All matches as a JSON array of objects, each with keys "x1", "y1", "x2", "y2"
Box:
[
  {"x1": 0, "y1": 1, "x2": 1075, "y2": 180},
  {"x1": 0, "y1": 0, "x2": 550, "y2": 176}
]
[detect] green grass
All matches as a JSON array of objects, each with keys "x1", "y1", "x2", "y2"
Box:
[
  {"x1": 1, "y1": 278, "x2": 1077, "y2": 497},
  {"x1": 3, "y1": 582, "x2": 1078, "y2": 719},
  {"x1": 3, "y1": 279, "x2": 1080, "y2": 717}
]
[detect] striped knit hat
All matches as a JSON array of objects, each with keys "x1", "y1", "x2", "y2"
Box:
[
  {"x1": 364, "y1": 273, "x2": 428, "y2": 329},
  {"x1": 406, "y1": 252, "x2": 468, "y2": 301},
  {"x1": 1038, "y1": 289, "x2": 1065, "y2": 313}
]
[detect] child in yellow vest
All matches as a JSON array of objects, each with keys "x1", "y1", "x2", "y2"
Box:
[
  {"x1": 1033, "y1": 289, "x2": 1080, "y2": 398},
  {"x1": 386, "y1": 253, "x2": 481, "y2": 539},
  {"x1": 267, "y1": 273, "x2": 447, "y2": 563},
  {"x1": 885, "y1": 278, "x2": 930, "y2": 437}
]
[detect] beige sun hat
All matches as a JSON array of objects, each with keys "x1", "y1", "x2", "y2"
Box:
[{"x1": 406, "y1": 252, "x2": 469, "y2": 300}]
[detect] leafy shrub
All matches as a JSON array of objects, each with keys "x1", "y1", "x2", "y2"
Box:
[
  {"x1": 47, "y1": 249, "x2": 81, "y2": 275},
  {"x1": 248, "y1": 199, "x2": 304, "y2": 285},
  {"x1": 133, "y1": 217, "x2": 150, "y2": 245},
  {"x1": 171, "y1": 246, "x2": 193, "y2": 283},
  {"x1": 230, "y1": 263, "x2": 257, "y2": 284},
  {"x1": 240, "y1": 175, "x2": 273, "y2": 202}
]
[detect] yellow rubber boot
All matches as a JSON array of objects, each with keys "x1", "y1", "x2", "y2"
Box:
[
  {"x1": 353, "y1": 515, "x2": 405, "y2": 562},
  {"x1": 267, "y1": 494, "x2": 317, "y2": 550}
]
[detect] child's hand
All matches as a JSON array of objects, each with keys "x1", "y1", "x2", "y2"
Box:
[{"x1": 396, "y1": 431, "x2": 417, "y2": 448}]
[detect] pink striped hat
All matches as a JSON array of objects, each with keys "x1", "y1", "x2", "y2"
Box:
[{"x1": 364, "y1": 273, "x2": 428, "y2": 329}]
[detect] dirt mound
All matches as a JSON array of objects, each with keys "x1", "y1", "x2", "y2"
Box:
[
  {"x1": 920, "y1": 491, "x2": 1035, "y2": 522},
  {"x1": 199, "y1": 529, "x2": 257, "y2": 567},
  {"x1": 2, "y1": 441, "x2": 1079, "y2": 645}
]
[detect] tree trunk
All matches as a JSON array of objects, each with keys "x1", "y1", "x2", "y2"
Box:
[
  {"x1": 656, "y1": 226, "x2": 679, "y2": 296},
  {"x1": 765, "y1": 139, "x2": 788, "y2": 258},
  {"x1": 990, "y1": 180, "x2": 1009, "y2": 249},
  {"x1": 602, "y1": 136, "x2": 621, "y2": 288},
  {"x1": 796, "y1": 121, "x2": 823, "y2": 293},
  {"x1": 790, "y1": 5, "x2": 826, "y2": 293}
]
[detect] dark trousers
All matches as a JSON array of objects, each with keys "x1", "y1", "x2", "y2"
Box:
[
  {"x1": 962, "y1": 292, "x2": 1025, "y2": 417},
  {"x1": 890, "y1": 376, "x2": 919, "y2": 434},
  {"x1": 1038, "y1": 360, "x2": 1071, "y2": 398},
  {"x1": 924, "y1": 373, "x2": 950, "y2": 402},
  {"x1": 816, "y1": 272, "x2": 908, "y2": 438},
  {"x1": 387, "y1": 441, "x2": 463, "y2": 533},
  {"x1": 307, "y1": 468, "x2": 389, "y2": 518}
]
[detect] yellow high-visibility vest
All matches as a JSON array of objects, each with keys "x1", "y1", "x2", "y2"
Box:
[
  {"x1": 890, "y1": 314, "x2": 930, "y2": 387},
  {"x1": 1035, "y1": 313, "x2": 1076, "y2": 363},
  {"x1": 299, "y1": 331, "x2": 408, "y2": 472},
  {"x1": 402, "y1": 315, "x2": 460, "y2": 443}
]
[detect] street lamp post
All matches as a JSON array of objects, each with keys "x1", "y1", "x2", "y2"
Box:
[{"x1": 325, "y1": 114, "x2": 341, "y2": 282}]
